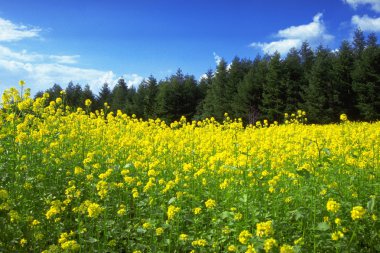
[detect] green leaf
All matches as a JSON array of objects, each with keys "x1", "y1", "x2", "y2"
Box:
[
  {"x1": 168, "y1": 197, "x2": 176, "y2": 204},
  {"x1": 316, "y1": 222, "x2": 330, "y2": 231},
  {"x1": 86, "y1": 237, "x2": 98, "y2": 243},
  {"x1": 367, "y1": 196, "x2": 375, "y2": 212},
  {"x1": 240, "y1": 194, "x2": 248, "y2": 203}
]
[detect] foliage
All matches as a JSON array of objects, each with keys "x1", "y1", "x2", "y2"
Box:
[{"x1": 1, "y1": 86, "x2": 379, "y2": 252}]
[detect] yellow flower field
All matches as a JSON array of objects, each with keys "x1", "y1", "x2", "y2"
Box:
[{"x1": 0, "y1": 86, "x2": 379, "y2": 252}]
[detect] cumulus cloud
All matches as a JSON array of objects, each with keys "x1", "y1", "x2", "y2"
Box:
[
  {"x1": 352, "y1": 15, "x2": 380, "y2": 32},
  {"x1": 120, "y1": 74, "x2": 144, "y2": 88},
  {"x1": 0, "y1": 17, "x2": 41, "y2": 42},
  {"x1": 250, "y1": 13, "x2": 334, "y2": 55},
  {"x1": 343, "y1": 0, "x2": 380, "y2": 13}
]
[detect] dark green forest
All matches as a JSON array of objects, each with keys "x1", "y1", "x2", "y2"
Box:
[{"x1": 36, "y1": 29, "x2": 380, "y2": 124}]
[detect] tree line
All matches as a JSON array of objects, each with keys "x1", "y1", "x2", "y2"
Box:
[{"x1": 36, "y1": 29, "x2": 380, "y2": 124}]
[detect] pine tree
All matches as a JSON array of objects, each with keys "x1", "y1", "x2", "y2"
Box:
[
  {"x1": 111, "y1": 78, "x2": 128, "y2": 111},
  {"x1": 283, "y1": 48, "x2": 303, "y2": 113},
  {"x1": 65, "y1": 82, "x2": 83, "y2": 109},
  {"x1": 136, "y1": 76, "x2": 158, "y2": 119},
  {"x1": 305, "y1": 46, "x2": 338, "y2": 123},
  {"x1": 352, "y1": 36, "x2": 380, "y2": 121},
  {"x1": 353, "y1": 28, "x2": 366, "y2": 57},
  {"x1": 96, "y1": 83, "x2": 112, "y2": 110},
  {"x1": 261, "y1": 52, "x2": 285, "y2": 122},
  {"x1": 202, "y1": 59, "x2": 229, "y2": 121},
  {"x1": 45, "y1": 84, "x2": 63, "y2": 103},
  {"x1": 334, "y1": 40, "x2": 357, "y2": 119},
  {"x1": 232, "y1": 56, "x2": 266, "y2": 123},
  {"x1": 82, "y1": 84, "x2": 95, "y2": 106}
]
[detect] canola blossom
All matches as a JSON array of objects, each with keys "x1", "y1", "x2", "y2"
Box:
[{"x1": 0, "y1": 86, "x2": 379, "y2": 252}]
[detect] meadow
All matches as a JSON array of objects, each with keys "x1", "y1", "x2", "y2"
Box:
[{"x1": 0, "y1": 86, "x2": 379, "y2": 253}]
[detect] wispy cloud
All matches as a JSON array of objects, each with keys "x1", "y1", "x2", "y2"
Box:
[
  {"x1": 48, "y1": 55, "x2": 80, "y2": 64},
  {"x1": 213, "y1": 52, "x2": 222, "y2": 65},
  {"x1": 0, "y1": 16, "x2": 144, "y2": 94},
  {"x1": 352, "y1": 15, "x2": 380, "y2": 32},
  {"x1": 0, "y1": 17, "x2": 41, "y2": 42},
  {"x1": 343, "y1": 0, "x2": 380, "y2": 13},
  {"x1": 250, "y1": 13, "x2": 334, "y2": 55}
]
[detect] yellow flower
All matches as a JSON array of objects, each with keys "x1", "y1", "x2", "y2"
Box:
[
  {"x1": 326, "y1": 198, "x2": 340, "y2": 213},
  {"x1": 340, "y1": 114, "x2": 347, "y2": 121},
  {"x1": 335, "y1": 218, "x2": 341, "y2": 225},
  {"x1": 142, "y1": 222, "x2": 151, "y2": 229},
  {"x1": 246, "y1": 244, "x2": 257, "y2": 253},
  {"x1": 179, "y1": 233, "x2": 188, "y2": 241},
  {"x1": 87, "y1": 202, "x2": 103, "y2": 218},
  {"x1": 192, "y1": 239, "x2": 207, "y2": 247},
  {"x1": 167, "y1": 205, "x2": 180, "y2": 220},
  {"x1": 193, "y1": 207, "x2": 202, "y2": 215},
  {"x1": 351, "y1": 206, "x2": 366, "y2": 220},
  {"x1": 234, "y1": 212, "x2": 243, "y2": 220},
  {"x1": 20, "y1": 238, "x2": 27, "y2": 247},
  {"x1": 61, "y1": 240, "x2": 80, "y2": 251},
  {"x1": 238, "y1": 230, "x2": 252, "y2": 244},
  {"x1": 228, "y1": 245, "x2": 237, "y2": 252},
  {"x1": 156, "y1": 227, "x2": 164, "y2": 236},
  {"x1": 31, "y1": 219, "x2": 40, "y2": 226},
  {"x1": 117, "y1": 206, "x2": 126, "y2": 216},
  {"x1": 280, "y1": 244, "x2": 294, "y2": 253},
  {"x1": 331, "y1": 231, "x2": 344, "y2": 241},
  {"x1": 264, "y1": 238, "x2": 277, "y2": 252},
  {"x1": 19, "y1": 80, "x2": 25, "y2": 86},
  {"x1": 205, "y1": 198, "x2": 216, "y2": 209},
  {"x1": 256, "y1": 220, "x2": 273, "y2": 237},
  {"x1": 85, "y1": 99, "x2": 92, "y2": 106}
]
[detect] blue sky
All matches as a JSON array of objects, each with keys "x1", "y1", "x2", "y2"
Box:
[{"x1": 0, "y1": 0, "x2": 380, "y2": 95}]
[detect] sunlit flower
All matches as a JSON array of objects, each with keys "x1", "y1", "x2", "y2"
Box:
[{"x1": 351, "y1": 206, "x2": 366, "y2": 220}]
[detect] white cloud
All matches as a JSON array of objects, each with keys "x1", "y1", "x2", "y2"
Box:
[
  {"x1": 121, "y1": 74, "x2": 144, "y2": 89},
  {"x1": 49, "y1": 55, "x2": 80, "y2": 64},
  {"x1": 0, "y1": 16, "x2": 145, "y2": 95},
  {"x1": 0, "y1": 17, "x2": 41, "y2": 42},
  {"x1": 251, "y1": 39, "x2": 302, "y2": 56},
  {"x1": 213, "y1": 52, "x2": 222, "y2": 65},
  {"x1": 0, "y1": 45, "x2": 143, "y2": 94},
  {"x1": 0, "y1": 45, "x2": 43, "y2": 62},
  {"x1": 352, "y1": 15, "x2": 380, "y2": 32},
  {"x1": 250, "y1": 13, "x2": 334, "y2": 55},
  {"x1": 343, "y1": 0, "x2": 380, "y2": 13}
]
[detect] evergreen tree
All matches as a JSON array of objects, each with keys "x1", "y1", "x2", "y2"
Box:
[
  {"x1": 353, "y1": 28, "x2": 366, "y2": 57},
  {"x1": 65, "y1": 82, "x2": 83, "y2": 109},
  {"x1": 135, "y1": 76, "x2": 158, "y2": 119},
  {"x1": 202, "y1": 59, "x2": 229, "y2": 121},
  {"x1": 82, "y1": 84, "x2": 95, "y2": 106},
  {"x1": 156, "y1": 69, "x2": 199, "y2": 122},
  {"x1": 261, "y1": 52, "x2": 285, "y2": 122},
  {"x1": 352, "y1": 38, "x2": 380, "y2": 121},
  {"x1": 232, "y1": 56, "x2": 266, "y2": 123},
  {"x1": 96, "y1": 83, "x2": 112, "y2": 110},
  {"x1": 305, "y1": 46, "x2": 338, "y2": 123},
  {"x1": 226, "y1": 57, "x2": 252, "y2": 117},
  {"x1": 299, "y1": 41, "x2": 315, "y2": 107},
  {"x1": 111, "y1": 78, "x2": 128, "y2": 111},
  {"x1": 195, "y1": 70, "x2": 213, "y2": 118},
  {"x1": 45, "y1": 84, "x2": 63, "y2": 103},
  {"x1": 283, "y1": 48, "x2": 303, "y2": 113},
  {"x1": 334, "y1": 40, "x2": 357, "y2": 119}
]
